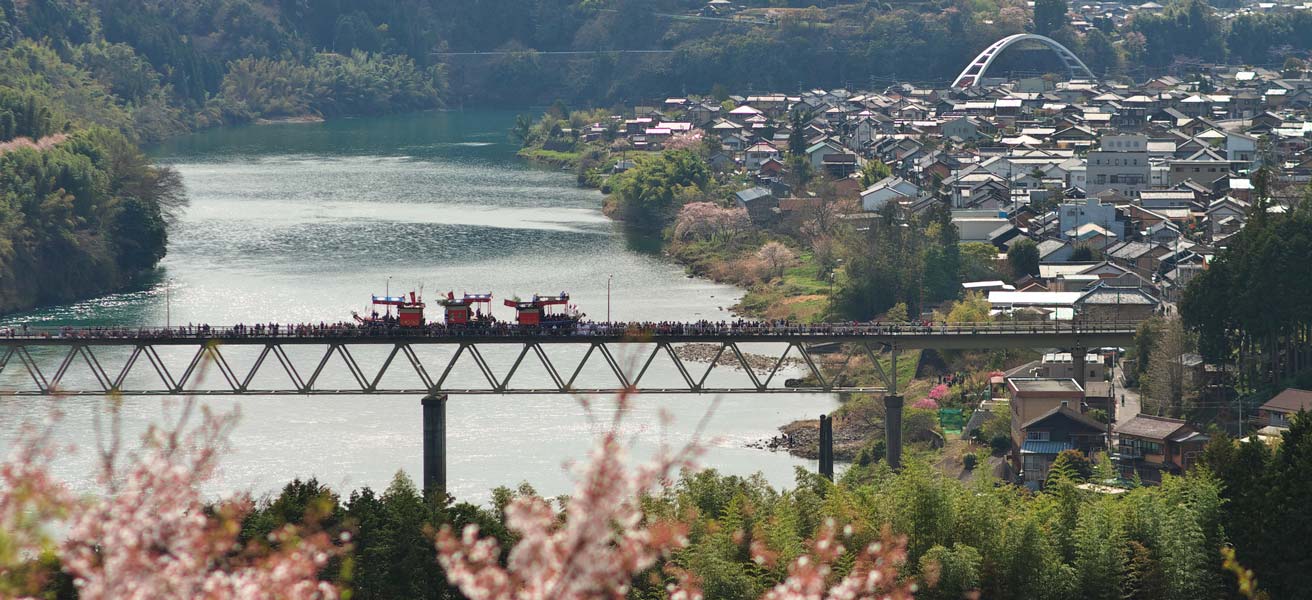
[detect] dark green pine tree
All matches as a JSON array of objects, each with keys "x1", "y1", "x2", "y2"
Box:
[
  {"x1": 787, "y1": 109, "x2": 811, "y2": 158},
  {"x1": 1033, "y1": 0, "x2": 1069, "y2": 36},
  {"x1": 921, "y1": 205, "x2": 962, "y2": 304}
]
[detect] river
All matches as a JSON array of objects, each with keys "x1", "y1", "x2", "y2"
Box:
[{"x1": 0, "y1": 110, "x2": 836, "y2": 503}]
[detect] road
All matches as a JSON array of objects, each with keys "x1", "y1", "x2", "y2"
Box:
[{"x1": 1111, "y1": 362, "x2": 1141, "y2": 441}]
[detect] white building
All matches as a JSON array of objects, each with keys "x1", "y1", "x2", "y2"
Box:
[
  {"x1": 1086, "y1": 134, "x2": 1150, "y2": 196},
  {"x1": 1058, "y1": 198, "x2": 1128, "y2": 243},
  {"x1": 860, "y1": 176, "x2": 920, "y2": 212}
]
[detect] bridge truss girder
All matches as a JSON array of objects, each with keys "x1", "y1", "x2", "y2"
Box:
[{"x1": 0, "y1": 340, "x2": 897, "y2": 396}]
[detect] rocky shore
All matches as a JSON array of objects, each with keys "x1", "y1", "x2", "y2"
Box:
[
  {"x1": 672, "y1": 343, "x2": 802, "y2": 371},
  {"x1": 748, "y1": 415, "x2": 876, "y2": 460}
]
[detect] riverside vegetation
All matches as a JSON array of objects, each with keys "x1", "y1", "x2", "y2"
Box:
[
  {"x1": 516, "y1": 106, "x2": 996, "y2": 325},
  {"x1": 0, "y1": 2, "x2": 447, "y2": 313}
]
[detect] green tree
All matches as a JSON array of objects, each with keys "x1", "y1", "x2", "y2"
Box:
[
  {"x1": 921, "y1": 207, "x2": 962, "y2": 304},
  {"x1": 610, "y1": 149, "x2": 710, "y2": 228},
  {"x1": 1081, "y1": 28, "x2": 1121, "y2": 77},
  {"x1": 919, "y1": 544, "x2": 982, "y2": 600},
  {"x1": 1033, "y1": 0, "x2": 1069, "y2": 36},
  {"x1": 787, "y1": 108, "x2": 812, "y2": 158},
  {"x1": 959, "y1": 242, "x2": 1000, "y2": 282},
  {"x1": 859, "y1": 159, "x2": 892, "y2": 188},
  {"x1": 1069, "y1": 245, "x2": 1095, "y2": 262},
  {"x1": 1045, "y1": 450, "x2": 1090, "y2": 487},
  {"x1": 1007, "y1": 239, "x2": 1040, "y2": 279},
  {"x1": 832, "y1": 204, "x2": 924, "y2": 319},
  {"x1": 1235, "y1": 412, "x2": 1312, "y2": 597},
  {"x1": 945, "y1": 292, "x2": 992, "y2": 323}
]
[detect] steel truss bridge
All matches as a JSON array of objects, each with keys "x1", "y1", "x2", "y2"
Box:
[
  {"x1": 0, "y1": 323, "x2": 1137, "y2": 397},
  {"x1": 1, "y1": 322, "x2": 1136, "y2": 488}
]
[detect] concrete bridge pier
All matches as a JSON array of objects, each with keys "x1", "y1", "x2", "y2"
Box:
[
  {"x1": 422, "y1": 394, "x2": 448, "y2": 496},
  {"x1": 1072, "y1": 346, "x2": 1088, "y2": 390},
  {"x1": 819, "y1": 414, "x2": 834, "y2": 480},
  {"x1": 885, "y1": 395, "x2": 904, "y2": 470}
]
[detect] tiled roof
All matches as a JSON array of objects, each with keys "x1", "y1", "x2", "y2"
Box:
[
  {"x1": 1077, "y1": 285, "x2": 1159, "y2": 306},
  {"x1": 1116, "y1": 415, "x2": 1190, "y2": 440},
  {"x1": 1261, "y1": 388, "x2": 1312, "y2": 414},
  {"x1": 1022, "y1": 405, "x2": 1108, "y2": 432}
]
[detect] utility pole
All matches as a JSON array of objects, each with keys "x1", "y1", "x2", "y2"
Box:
[
  {"x1": 165, "y1": 278, "x2": 172, "y2": 329},
  {"x1": 607, "y1": 274, "x2": 613, "y2": 323}
]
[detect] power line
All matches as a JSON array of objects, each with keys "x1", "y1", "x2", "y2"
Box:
[
  {"x1": 587, "y1": 7, "x2": 776, "y2": 26},
  {"x1": 433, "y1": 49, "x2": 674, "y2": 56}
]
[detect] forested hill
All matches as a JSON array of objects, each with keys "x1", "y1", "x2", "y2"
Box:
[
  {"x1": 0, "y1": 0, "x2": 450, "y2": 314},
  {"x1": 6, "y1": 0, "x2": 1312, "y2": 121},
  {"x1": 0, "y1": 89, "x2": 180, "y2": 313}
]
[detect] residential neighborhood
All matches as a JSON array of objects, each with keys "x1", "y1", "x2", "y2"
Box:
[{"x1": 541, "y1": 65, "x2": 1312, "y2": 491}]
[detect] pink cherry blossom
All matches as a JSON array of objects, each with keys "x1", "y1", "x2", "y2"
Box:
[
  {"x1": 1, "y1": 398, "x2": 340, "y2": 600},
  {"x1": 436, "y1": 394, "x2": 917, "y2": 600},
  {"x1": 664, "y1": 130, "x2": 705, "y2": 151}
]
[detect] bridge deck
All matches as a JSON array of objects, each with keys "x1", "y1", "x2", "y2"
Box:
[{"x1": 0, "y1": 322, "x2": 1137, "y2": 350}]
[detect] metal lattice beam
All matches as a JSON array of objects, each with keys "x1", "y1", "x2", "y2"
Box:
[
  {"x1": 0, "y1": 323, "x2": 1138, "y2": 396},
  {"x1": 0, "y1": 341, "x2": 893, "y2": 396}
]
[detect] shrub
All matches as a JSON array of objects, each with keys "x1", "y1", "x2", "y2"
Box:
[
  {"x1": 963, "y1": 453, "x2": 978, "y2": 470},
  {"x1": 989, "y1": 434, "x2": 1011, "y2": 456}
]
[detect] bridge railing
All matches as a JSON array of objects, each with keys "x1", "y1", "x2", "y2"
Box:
[{"x1": 0, "y1": 320, "x2": 1142, "y2": 343}]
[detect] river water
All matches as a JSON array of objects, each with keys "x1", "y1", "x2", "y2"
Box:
[{"x1": 0, "y1": 110, "x2": 836, "y2": 503}]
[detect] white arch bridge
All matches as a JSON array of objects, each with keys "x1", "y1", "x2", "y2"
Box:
[{"x1": 952, "y1": 33, "x2": 1096, "y2": 88}]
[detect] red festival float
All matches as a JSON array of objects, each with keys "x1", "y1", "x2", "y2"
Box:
[
  {"x1": 504, "y1": 293, "x2": 582, "y2": 327},
  {"x1": 354, "y1": 292, "x2": 426, "y2": 327},
  {"x1": 438, "y1": 292, "x2": 494, "y2": 325}
]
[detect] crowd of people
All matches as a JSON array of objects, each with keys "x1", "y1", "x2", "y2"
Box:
[{"x1": 0, "y1": 318, "x2": 1132, "y2": 341}]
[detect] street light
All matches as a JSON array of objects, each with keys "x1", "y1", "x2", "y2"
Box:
[
  {"x1": 607, "y1": 274, "x2": 614, "y2": 323},
  {"x1": 165, "y1": 277, "x2": 173, "y2": 329}
]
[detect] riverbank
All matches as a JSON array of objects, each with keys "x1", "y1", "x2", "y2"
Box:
[
  {"x1": 519, "y1": 143, "x2": 835, "y2": 322},
  {"x1": 254, "y1": 115, "x2": 327, "y2": 125}
]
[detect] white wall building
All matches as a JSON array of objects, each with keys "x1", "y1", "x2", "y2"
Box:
[
  {"x1": 1058, "y1": 198, "x2": 1127, "y2": 242},
  {"x1": 1086, "y1": 134, "x2": 1150, "y2": 196}
]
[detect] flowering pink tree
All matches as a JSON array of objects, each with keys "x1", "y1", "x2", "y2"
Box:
[
  {"x1": 0, "y1": 418, "x2": 73, "y2": 597},
  {"x1": 0, "y1": 398, "x2": 340, "y2": 600},
  {"x1": 912, "y1": 397, "x2": 940, "y2": 411},
  {"x1": 760, "y1": 522, "x2": 917, "y2": 600},
  {"x1": 436, "y1": 395, "x2": 918, "y2": 600},
  {"x1": 664, "y1": 130, "x2": 704, "y2": 151},
  {"x1": 673, "y1": 202, "x2": 752, "y2": 243},
  {"x1": 436, "y1": 395, "x2": 702, "y2": 600}
]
